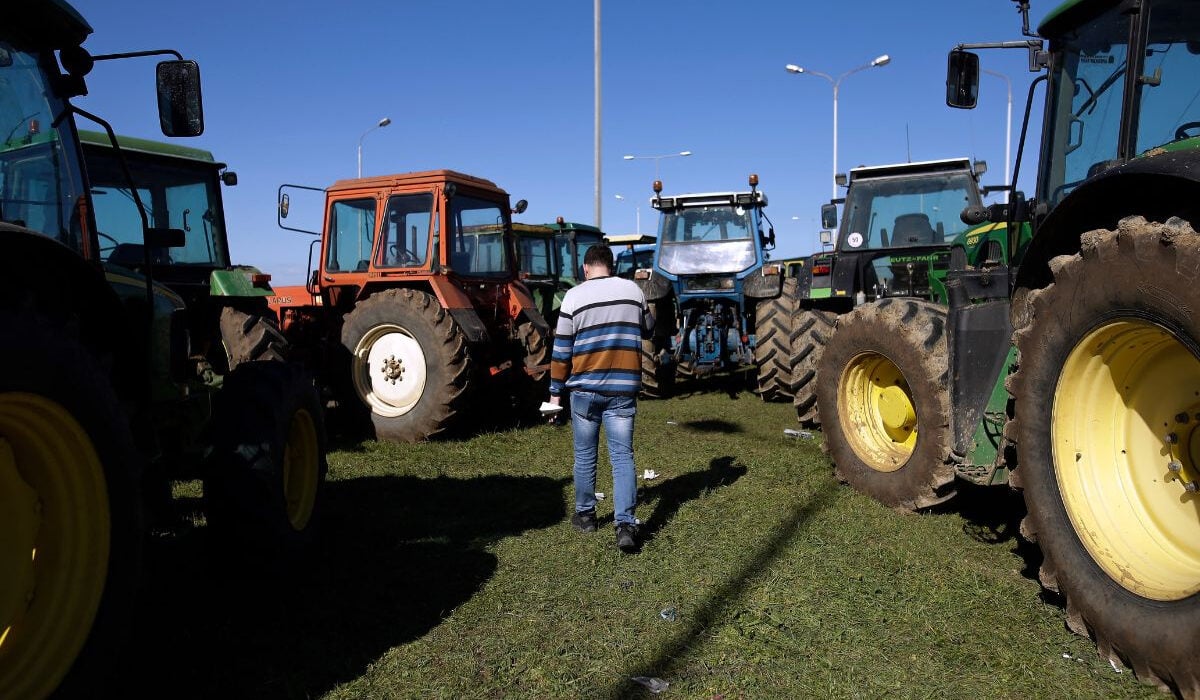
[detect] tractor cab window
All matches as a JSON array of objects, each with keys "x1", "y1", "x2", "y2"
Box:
[
  {"x1": 558, "y1": 231, "x2": 602, "y2": 280},
  {"x1": 449, "y1": 194, "x2": 509, "y2": 277},
  {"x1": 839, "y1": 172, "x2": 979, "y2": 251},
  {"x1": 0, "y1": 44, "x2": 83, "y2": 251},
  {"x1": 376, "y1": 193, "x2": 432, "y2": 268},
  {"x1": 326, "y1": 198, "x2": 376, "y2": 273},
  {"x1": 658, "y1": 204, "x2": 757, "y2": 275},
  {"x1": 1135, "y1": 0, "x2": 1200, "y2": 154},
  {"x1": 516, "y1": 235, "x2": 555, "y2": 277},
  {"x1": 86, "y1": 147, "x2": 227, "y2": 267},
  {"x1": 1039, "y1": 4, "x2": 1131, "y2": 206}
]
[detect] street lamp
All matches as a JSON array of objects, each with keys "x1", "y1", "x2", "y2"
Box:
[
  {"x1": 357, "y1": 117, "x2": 392, "y2": 178},
  {"x1": 785, "y1": 55, "x2": 890, "y2": 199},
  {"x1": 622, "y1": 150, "x2": 693, "y2": 181},
  {"x1": 982, "y1": 68, "x2": 1013, "y2": 202},
  {"x1": 614, "y1": 194, "x2": 640, "y2": 235}
]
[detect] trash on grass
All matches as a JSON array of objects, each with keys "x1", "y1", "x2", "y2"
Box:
[
  {"x1": 595, "y1": 492, "x2": 606, "y2": 500},
  {"x1": 783, "y1": 428, "x2": 813, "y2": 439},
  {"x1": 1110, "y1": 659, "x2": 1124, "y2": 673},
  {"x1": 642, "y1": 469, "x2": 659, "y2": 480},
  {"x1": 631, "y1": 676, "x2": 670, "y2": 694},
  {"x1": 659, "y1": 606, "x2": 677, "y2": 621},
  {"x1": 666, "y1": 420, "x2": 678, "y2": 425}
]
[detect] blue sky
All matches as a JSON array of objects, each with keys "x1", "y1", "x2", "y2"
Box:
[{"x1": 71, "y1": 0, "x2": 1047, "y2": 284}]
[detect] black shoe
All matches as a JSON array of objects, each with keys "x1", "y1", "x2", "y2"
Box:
[
  {"x1": 571, "y1": 509, "x2": 597, "y2": 533},
  {"x1": 615, "y1": 523, "x2": 638, "y2": 552}
]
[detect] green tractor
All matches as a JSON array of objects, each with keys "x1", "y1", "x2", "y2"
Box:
[
  {"x1": 820, "y1": 0, "x2": 1200, "y2": 691},
  {"x1": 787, "y1": 158, "x2": 1019, "y2": 426},
  {"x1": 512, "y1": 219, "x2": 606, "y2": 326},
  {"x1": 0, "y1": 5, "x2": 326, "y2": 697}
]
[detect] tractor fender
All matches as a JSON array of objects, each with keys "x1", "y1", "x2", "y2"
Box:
[
  {"x1": 634, "y1": 271, "x2": 672, "y2": 302},
  {"x1": 3, "y1": 227, "x2": 125, "y2": 356},
  {"x1": 742, "y1": 266, "x2": 783, "y2": 299},
  {"x1": 358, "y1": 278, "x2": 490, "y2": 344},
  {"x1": 1015, "y1": 151, "x2": 1200, "y2": 292},
  {"x1": 209, "y1": 266, "x2": 273, "y2": 298}
]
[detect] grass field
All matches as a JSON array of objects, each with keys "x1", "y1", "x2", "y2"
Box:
[{"x1": 122, "y1": 381, "x2": 1161, "y2": 699}]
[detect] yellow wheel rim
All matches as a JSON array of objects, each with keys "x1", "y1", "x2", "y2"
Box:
[
  {"x1": 0, "y1": 393, "x2": 110, "y2": 699},
  {"x1": 282, "y1": 408, "x2": 319, "y2": 531},
  {"x1": 837, "y1": 352, "x2": 918, "y2": 472},
  {"x1": 1053, "y1": 319, "x2": 1200, "y2": 601}
]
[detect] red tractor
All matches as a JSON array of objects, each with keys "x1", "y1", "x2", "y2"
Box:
[{"x1": 271, "y1": 170, "x2": 550, "y2": 442}]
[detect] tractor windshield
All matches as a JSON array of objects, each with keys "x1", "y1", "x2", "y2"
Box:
[
  {"x1": 516, "y1": 233, "x2": 557, "y2": 279},
  {"x1": 85, "y1": 144, "x2": 228, "y2": 267},
  {"x1": 657, "y1": 205, "x2": 757, "y2": 275},
  {"x1": 0, "y1": 43, "x2": 86, "y2": 252},
  {"x1": 1135, "y1": 1, "x2": 1200, "y2": 153},
  {"x1": 839, "y1": 171, "x2": 980, "y2": 251},
  {"x1": 450, "y1": 194, "x2": 510, "y2": 277},
  {"x1": 1038, "y1": 3, "x2": 1131, "y2": 206},
  {"x1": 1040, "y1": 0, "x2": 1200, "y2": 207}
]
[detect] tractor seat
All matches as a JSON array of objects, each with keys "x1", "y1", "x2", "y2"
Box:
[{"x1": 892, "y1": 213, "x2": 937, "y2": 245}]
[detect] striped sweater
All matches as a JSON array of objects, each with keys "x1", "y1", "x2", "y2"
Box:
[{"x1": 550, "y1": 275, "x2": 654, "y2": 397}]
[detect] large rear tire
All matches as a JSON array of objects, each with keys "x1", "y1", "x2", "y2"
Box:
[
  {"x1": 205, "y1": 361, "x2": 327, "y2": 556},
  {"x1": 817, "y1": 299, "x2": 955, "y2": 510},
  {"x1": 0, "y1": 311, "x2": 140, "y2": 699},
  {"x1": 514, "y1": 317, "x2": 551, "y2": 420},
  {"x1": 754, "y1": 278, "x2": 800, "y2": 401},
  {"x1": 791, "y1": 308, "x2": 836, "y2": 426},
  {"x1": 341, "y1": 288, "x2": 473, "y2": 442},
  {"x1": 639, "y1": 338, "x2": 675, "y2": 399},
  {"x1": 1010, "y1": 216, "x2": 1200, "y2": 696}
]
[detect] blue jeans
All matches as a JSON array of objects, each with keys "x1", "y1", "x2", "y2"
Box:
[{"x1": 570, "y1": 390, "x2": 638, "y2": 526}]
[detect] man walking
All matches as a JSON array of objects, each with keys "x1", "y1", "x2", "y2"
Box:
[{"x1": 548, "y1": 244, "x2": 653, "y2": 552}]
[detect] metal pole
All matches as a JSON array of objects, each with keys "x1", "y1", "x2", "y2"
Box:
[
  {"x1": 982, "y1": 69, "x2": 1013, "y2": 202},
  {"x1": 594, "y1": 0, "x2": 602, "y2": 229},
  {"x1": 831, "y1": 82, "x2": 839, "y2": 200}
]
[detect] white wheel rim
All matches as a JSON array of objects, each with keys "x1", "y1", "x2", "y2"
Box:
[{"x1": 353, "y1": 324, "x2": 428, "y2": 418}]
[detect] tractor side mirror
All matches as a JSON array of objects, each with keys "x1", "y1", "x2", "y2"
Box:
[
  {"x1": 156, "y1": 60, "x2": 204, "y2": 136},
  {"x1": 820, "y1": 203, "x2": 838, "y2": 230},
  {"x1": 222, "y1": 171, "x2": 238, "y2": 186},
  {"x1": 946, "y1": 50, "x2": 980, "y2": 109},
  {"x1": 279, "y1": 193, "x2": 290, "y2": 219},
  {"x1": 512, "y1": 199, "x2": 528, "y2": 214},
  {"x1": 819, "y1": 229, "x2": 833, "y2": 246},
  {"x1": 761, "y1": 227, "x2": 776, "y2": 250}
]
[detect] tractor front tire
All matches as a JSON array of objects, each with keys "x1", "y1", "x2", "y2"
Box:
[
  {"x1": 816, "y1": 299, "x2": 955, "y2": 510},
  {"x1": 205, "y1": 361, "x2": 327, "y2": 556},
  {"x1": 219, "y1": 305, "x2": 287, "y2": 370},
  {"x1": 791, "y1": 308, "x2": 836, "y2": 426},
  {"x1": 1010, "y1": 216, "x2": 1200, "y2": 696},
  {"x1": 341, "y1": 288, "x2": 473, "y2": 442},
  {"x1": 754, "y1": 278, "x2": 800, "y2": 402},
  {"x1": 0, "y1": 311, "x2": 140, "y2": 699}
]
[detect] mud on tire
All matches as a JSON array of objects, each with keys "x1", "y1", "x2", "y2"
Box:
[
  {"x1": 1009, "y1": 216, "x2": 1200, "y2": 697},
  {"x1": 639, "y1": 338, "x2": 675, "y2": 399},
  {"x1": 816, "y1": 298, "x2": 955, "y2": 511},
  {"x1": 341, "y1": 288, "x2": 473, "y2": 442},
  {"x1": 790, "y1": 308, "x2": 836, "y2": 426},
  {"x1": 219, "y1": 305, "x2": 287, "y2": 370},
  {"x1": 754, "y1": 278, "x2": 800, "y2": 402}
]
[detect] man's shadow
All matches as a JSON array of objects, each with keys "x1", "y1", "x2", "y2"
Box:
[{"x1": 620, "y1": 456, "x2": 747, "y2": 548}]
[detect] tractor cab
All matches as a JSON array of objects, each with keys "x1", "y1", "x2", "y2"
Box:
[
  {"x1": 607, "y1": 233, "x2": 656, "y2": 279},
  {"x1": 512, "y1": 221, "x2": 559, "y2": 322}
]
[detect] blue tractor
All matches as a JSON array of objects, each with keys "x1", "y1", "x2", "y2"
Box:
[{"x1": 634, "y1": 175, "x2": 795, "y2": 398}]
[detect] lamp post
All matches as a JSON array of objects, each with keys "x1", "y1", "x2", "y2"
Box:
[
  {"x1": 622, "y1": 150, "x2": 693, "y2": 182},
  {"x1": 982, "y1": 68, "x2": 1012, "y2": 202},
  {"x1": 614, "y1": 194, "x2": 640, "y2": 235},
  {"x1": 785, "y1": 55, "x2": 890, "y2": 199},
  {"x1": 357, "y1": 117, "x2": 391, "y2": 178}
]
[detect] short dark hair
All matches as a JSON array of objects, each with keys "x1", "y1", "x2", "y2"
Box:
[{"x1": 583, "y1": 244, "x2": 614, "y2": 271}]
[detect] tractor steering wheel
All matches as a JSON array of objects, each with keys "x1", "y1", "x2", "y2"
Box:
[
  {"x1": 1175, "y1": 122, "x2": 1200, "y2": 141},
  {"x1": 388, "y1": 245, "x2": 419, "y2": 266},
  {"x1": 97, "y1": 231, "x2": 119, "y2": 255}
]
